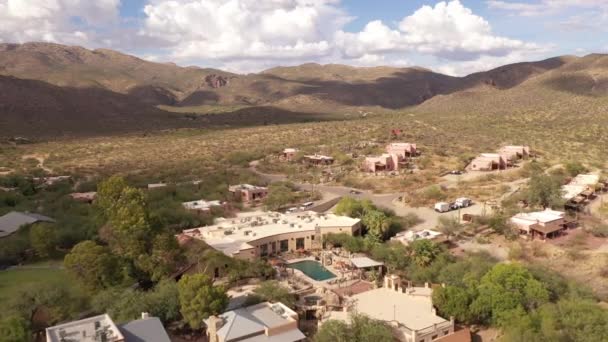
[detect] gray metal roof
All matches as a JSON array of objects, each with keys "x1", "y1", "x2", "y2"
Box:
[
  {"x1": 0, "y1": 211, "x2": 55, "y2": 238},
  {"x1": 207, "y1": 302, "x2": 305, "y2": 342},
  {"x1": 119, "y1": 317, "x2": 171, "y2": 342}
]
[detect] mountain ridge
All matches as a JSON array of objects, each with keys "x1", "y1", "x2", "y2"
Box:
[{"x1": 1, "y1": 42, "x2": 607, "y2": 138}]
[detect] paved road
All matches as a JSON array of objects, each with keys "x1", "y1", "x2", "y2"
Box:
[{"x1": 249, "y1": 161, "x2": 485, "y2": 230}]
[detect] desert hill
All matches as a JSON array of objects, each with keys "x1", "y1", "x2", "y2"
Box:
[{"x1": 1, "y1": 42, "x2": 607, "y2": 138}]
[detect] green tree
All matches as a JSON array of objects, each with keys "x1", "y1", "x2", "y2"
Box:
[
  {"x1": 95, "y1": 176, "x2": 128, "y2": 216},
  {"x1": 503, "y1": 300, "x2": 608, "y2": 342},
  {"x1": 437, "y1": 252, "x2": 496, "y2": 287},
  {"x1": 252, "y1": 281, "x2": 296, "y2": 308},
  {"x1": 136, "y1": 233, "x2": 184, "y2": 282},
  {"x1": 263, "y1": 182, "x2": 298, "y2": 210},
  {"x1": 564, "y1": 161, "x2": 587, "y2": 177},
  {"x1": 410, "y1": 239, "x2": 442, "y2": 267},
  {"x1": 7, "y1": 281, "x2": 87, "y2": 330},
  {"x1": 29, "y1": 223, "x2": 57, "y2": 258},
  {"x1": 471, "y1": 263, "x2": 549, "y2": 325},
  {"x1": 92, "y1": 279, "x2": 180, "y2": 325},
  {"x1": 433, "y1": 285, "x2": 478, "y2": 323},
  {"x1": 107, "y1": 187, "x2": 151, "y2": 258},
  {"x1": 362, "y1": 210, "x2": 390, "y2": 238},
  {"x1": 370, "y1": 242, "x2": 410, "y2": 273},
  {"x1": 526, "y1": 173, "x2": 563, "y2": 209},
  {"x1": 334, "y1": 197, "x2": 374, "y2": 218},
  {"x1": 177, "y1": 274, "x2": 228, "y2": 330},
  {"x1": 64, "y1": 240, "x2": 125, "y2": 291},
  {"x1": 0, "y1": 315, "x2": 31, "y2": 342},
  {"x1": 436, "y1": 216, "x2": 463, "y2": 241},
  {"x1": 315, "y1": 314, "x2": 393, "y2": 342},
  {"x1": 314, "y1": 320, "x2": 351, "y2": 342},
  {"x1": 350, "y1": 314, "x2": 393, "y2": 341}
]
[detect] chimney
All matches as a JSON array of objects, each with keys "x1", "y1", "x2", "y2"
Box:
[
  {"x1": 207, "y1": 315, "x2": 222, "y2": 342},
  {"x1": 141, "y1": 312, "x2": 149, "y2": 319}
]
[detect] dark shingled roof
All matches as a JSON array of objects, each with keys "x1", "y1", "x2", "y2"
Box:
[
  {"x1": 0, "y1": 211, "x2": 55, "y2": 238},
  {"x1": 119, "y1": 317, "x2": 171, "y2": 342}
]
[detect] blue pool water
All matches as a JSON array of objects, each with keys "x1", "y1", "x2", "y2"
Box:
[{"x1": 288, "y1": 260, "x2": 336, "y2": 281}]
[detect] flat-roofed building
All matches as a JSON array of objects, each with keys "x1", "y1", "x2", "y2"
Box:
[
  {"x1": 282, "y1": 148, "x2": 299, "y2": 161},
  {"x1": 323, "y1": 275, "x2": 454, "y2": 342},
  {"x1": 69, "y1": 192, "x2": 97, "y2": 203},
  {"x1": 46, "y1": 313, "x2": 170, "y2": 342},
  {"x1": 387, "y1": 143, "x2": 418, "y2": 158},
  {"x1": 363, "y1": 153, "x2": 398, "y2": 173},
  {"x1": 182, "y1": 211, "x2": 361, "y2": 261},
  {"x1": 205, "y1": 302, "x2": 305, "y2": 342},
  {"x1": 510, "y1": 209, "x2": 566, "y2": 239},
  {"x1": 183, "y1": 199, "x2": 223, "y2": 213},
  {"x1": 46, "y1": 314, "x2": 123, "y2": 342},
  {"x1": 391, "y1": 229, "x2": 445, "y2": 246},
  {"x1": 469, "y1": 153, "x2": 506, "y2": 171},
  {"x1": 229, "y1": 184, "x2": 268, "y2": 204},
  {"x1": 562, "y1": 173, "x2": 600, "y2": 209},
  {"x1": 303, "y1": 154, "x2": 334, "y2": 166},
  {"x1": 499, "y1": 146, "x2": 530, "y2": 163}
]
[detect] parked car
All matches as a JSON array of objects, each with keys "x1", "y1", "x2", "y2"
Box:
[
  {"x1": 434, "y1": 202, "x2": 451, "y2": 213},
  {"x1": 449, "y1": 170, "x2": 464, "y2": 175},
  {"x1": 349, "y1": 189, "x2": 361, "y2": 195},
  {"x1": 454, "y1": 197, "x2": 472, "y2": 208}
]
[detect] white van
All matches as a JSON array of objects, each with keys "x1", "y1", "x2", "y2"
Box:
[
  {"x1": 455, "y1": 197, "x2": 472, "y2": 208},
  {"x1": 434, "y1": 202, "x2": 451, "y2": 213}
]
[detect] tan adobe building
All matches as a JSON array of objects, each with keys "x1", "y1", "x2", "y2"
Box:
[
  {"x1": 206, "y1": 302, "x2": 305, "y2": 342},
  {"x1": 469, "y1": 153, "x2": 506, "y2": 171},
  {"x1": 323, "y1": 275, "x2": 455, "y2": 342},
  {"x1": 182, "y1": 211, "x2": 361, "y2": 261},
  {"x1": 510, "y1": 209, "x2": 566, "y2": 239},
  {"x1": 499, "y1": 145, "x2": 530, "y2": 164},
  {"x1": 229, "y1": 184, "x2": 268, "y2": 204},
  {"x1": 282, "y1": 148, "x2": 299, "y2": 161}
]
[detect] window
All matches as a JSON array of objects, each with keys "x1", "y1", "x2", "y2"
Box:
[
  {"x1": 296, "y1": 238, "x2": 305, "y2": 250},
  {"x1": 280, "y1": 240, "x2": 289, "y2": 252},
  {"x1": 432, "y1": 335, "x2": 438, "y2": 340},
  {"x1": 260, "y1": 244, "x2": 268, "y2": 257},
  {"x1": 311, "y1": 235, "x2": 315, "y2": 240},
  {"x1": 443, "y1": 331, "x2": 449, "y2": 335}
]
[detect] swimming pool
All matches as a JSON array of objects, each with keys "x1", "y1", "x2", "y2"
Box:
[{"x1": 288, "y1": 260, "x2": 336, "y2": 281}]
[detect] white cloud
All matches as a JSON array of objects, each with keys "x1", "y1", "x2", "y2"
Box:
[
  {"x1": 0, "y1": 0, "x2": 120, "y2": 45},
  {"x1": 335, "y1": 1, "x2": 542, "y2": 62},
  {"x1": 140, "y1": 0, "x2": 351, "y2": 61},
  {"x1": 487, "y1": 0, "x2": 608, "y2": 16}
]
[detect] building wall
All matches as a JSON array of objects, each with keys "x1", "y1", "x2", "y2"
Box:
[{"x1": 231, "y1": 223, "x2": 360, "y2": 260}]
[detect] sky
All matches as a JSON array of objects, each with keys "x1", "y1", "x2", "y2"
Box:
[{"x1": 1, "y1": 0, "x2": 607, "y2": 75}]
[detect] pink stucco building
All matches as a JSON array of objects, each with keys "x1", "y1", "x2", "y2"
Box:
[
  {"x1": 362, "y1": 142, "x2": 416, "y2": 172},
  {"x1": 228, "y1": 184, "x2": 268, "y2": 203},
  {"x1": 386, "y1": 143, "x2": 418, "y2": 158}
]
